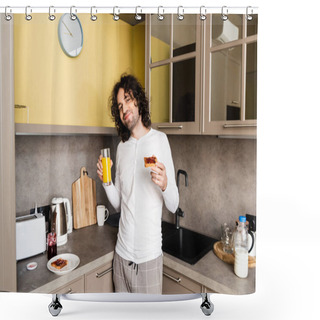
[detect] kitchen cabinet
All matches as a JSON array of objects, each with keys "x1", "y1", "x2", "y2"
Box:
[
  {"x1": 162, "y1": 265, "x2": 202, "y2": 294},
  {"x1": 203, "y1": 286, "x2": 218, "y2": 294},
  {"x1": 51, "y1": 276, "x2": 85, "y2": 294},
  {"x1": 13, "y1": 13, "x2": 145, "y2": 134},
  {"x1": 203, "y1": 14, "x2": 258, "y2": 136},
  {"x1": 0, "y1": 16, "x2": 16, "y2": 292},
  {"x1": 85, "y1": 261, "x2": 114, "y2": 293},
  {"x1": 15, "y1": 123, "x2": 117, "y2": 136},
  {"x1": 146, "y1": 14, "x2": 202, "y2": 135},
  {"x1": 226, "y1": 52, "x2": 241, "y2": 108},
  {"x1": 43, "y1": 260, "x2": 114, "y2": 294},
  {"x1": 146, "y1": 13, "x2": 257, "y2": 137}
]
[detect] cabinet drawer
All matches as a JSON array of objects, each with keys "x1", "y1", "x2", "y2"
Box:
[
  {"x1": 85, "y1": 261, "x2": 114, "y2": 293},
  {"x1": 163, "y1": 266, "x2": 202, "y2": 294},
  {"x1": 163, "y1": 275, "x2": 193, "y2": 294},
  {"x1": 51, "y1": 276, "x2": 85, "y2": 294},
  {"x1": 204, "y1": 286, "x2": 218, "y2": 293}
]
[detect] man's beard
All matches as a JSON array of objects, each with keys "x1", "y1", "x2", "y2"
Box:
[{"x1": 123, "y1": 111, "x2": 140, "y2": 132}]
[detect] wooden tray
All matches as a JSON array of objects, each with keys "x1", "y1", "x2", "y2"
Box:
[{"x1": 213, "y1": 241, "x2": 256, "y2": 268}]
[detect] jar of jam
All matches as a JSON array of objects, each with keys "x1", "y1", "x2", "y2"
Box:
[{"x1": 47, "y1": 232, "x2": 57, "y2": 260}]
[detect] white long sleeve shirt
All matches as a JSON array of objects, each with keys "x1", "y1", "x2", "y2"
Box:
[{"x1": 103, "y1": 128, "x2": 179, "y2": 264}]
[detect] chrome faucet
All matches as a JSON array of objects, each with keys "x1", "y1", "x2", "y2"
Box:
[{"x1": 175, "y1": 169, "x2": 188, "y2": 229}]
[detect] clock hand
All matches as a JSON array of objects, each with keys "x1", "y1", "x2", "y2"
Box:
[{"x1": 62, "y1": 20, "x2": 73, "y2": 37}]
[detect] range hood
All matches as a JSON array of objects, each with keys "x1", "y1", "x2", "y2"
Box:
[{"x1": 214, "y1": 19, "x2": 239, "y2": 44}]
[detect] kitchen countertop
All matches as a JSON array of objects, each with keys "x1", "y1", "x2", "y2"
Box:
[
  {"x1": 163, "y1": 250, "x2": 255, "y2": 294},
  {"x1": 17, "y1": 223, "x2": 118, "y2": 293},
  {"x1": 17, "y1": 222, "x2": 255, "y2": 295}
]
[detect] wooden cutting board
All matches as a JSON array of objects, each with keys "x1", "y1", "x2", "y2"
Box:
[
  {"x1": 72, "y1": 167, "x2": 97, "y2": 229},
  {"x1": 213, "y1": 241, "x2": 256, "y2": 268}
]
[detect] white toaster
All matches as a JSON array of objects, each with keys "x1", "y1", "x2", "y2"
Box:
[{"x1": 16, "y1": 213, "x2": 46, "y2": 260}]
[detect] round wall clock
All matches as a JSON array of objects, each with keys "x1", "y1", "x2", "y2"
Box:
[{"x1": 58, "y1": 13, "x2": 83, "y2": 57}]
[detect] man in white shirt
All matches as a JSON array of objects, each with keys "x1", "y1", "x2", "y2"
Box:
[{"x1": 97, "y1": 74, "x2": 179, "y2": 294}]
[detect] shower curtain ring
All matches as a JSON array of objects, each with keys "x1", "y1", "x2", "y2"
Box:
[
  {"x1": 70, "y1": 6, "x2": 77, "y2": 21},
  {"x1": 200, "y1": 6, "x2": 207, "y2": 21},
  {"x1": 113, "y1": 6, "x2": 120, "y2": 21},
  {"x1": 49, "y1": 6, "x2": 56, "y2": 21},
  {"x1": 5, "y1": 6, "x2": 12, "y2": 21},
  {"x1": 91, "y1": 6, "x2": 97, "y2": 21},
  {"x1": 221, "y1": 6, "x2": 228, "y2": 21},
  {"x1": 25, "y1": 6, "x2": 32, "y2": 21},
  {"x1": 177, "y1": 6, "x2": 184, "y2": 21},
  {"x1": 135, "y1": 6, "x2": 142, "y2": 21},
  {"x1": 157, "y1": 6, "x2": 164, "y2": 21},
  {"x1": 246, "y1": 6, "x2": 253, "y2": 21}
]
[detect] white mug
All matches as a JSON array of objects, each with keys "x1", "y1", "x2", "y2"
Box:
[{"x1": 97, "y1": 205, "x2": 109, "y2": 226}]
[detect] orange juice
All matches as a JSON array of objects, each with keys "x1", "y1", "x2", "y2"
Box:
[
  {"x1": 102, "y1": 156, "x2": 111, "y2": 185},
  {"x1": 101, "y1": 148, "x2": 111, "y2": 185}
]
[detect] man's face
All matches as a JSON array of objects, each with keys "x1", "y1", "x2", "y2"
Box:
[{"x1": 117, "y1": 88, "x2": 140, "y2": 132}]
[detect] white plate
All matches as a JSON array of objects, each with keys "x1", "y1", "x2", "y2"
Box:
[{"x1": 47, "y1": 253, "x2": 80, "y2": 275}]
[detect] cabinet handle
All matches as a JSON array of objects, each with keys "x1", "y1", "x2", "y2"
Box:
[
  {"x1": 163, "y1": 271, "x2": 181, "y2": 283},
  {"x1": 157, "y1": 125, "x2": 183, "y2": 130},
  {"x1": 223, "y1": 124, "x2": 257, "y2": 128},
  {"x1": 63, "y1": 288, "x2": 73, "y2": 294},
  {"x1": 231, "y1": 100, "x2": 239, "y2": 104},
  {"x1": 96, "y1": 267, "x2": 113, "y2": 278}
]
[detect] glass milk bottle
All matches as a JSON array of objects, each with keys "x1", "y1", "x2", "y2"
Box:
[{"x1": 233, "y1": 216, "x2": 249, "y2": 278}]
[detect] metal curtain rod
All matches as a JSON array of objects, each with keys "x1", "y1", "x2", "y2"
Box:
[{"x1": 0, "y1": 6, "x2": 259, "y2": 15}]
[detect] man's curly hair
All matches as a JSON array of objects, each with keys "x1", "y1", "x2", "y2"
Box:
[{"x1": 110, "y1": 74, "x2": 151, "y2": 142}]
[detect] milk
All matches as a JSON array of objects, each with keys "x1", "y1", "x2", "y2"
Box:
[{"x1": 234, "y1": 247, "x2": 248, "y2": 278}]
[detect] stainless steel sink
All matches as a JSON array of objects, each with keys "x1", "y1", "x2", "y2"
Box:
[{"x1": 162, "y1": 221, "x2": 218, "y2": 265}]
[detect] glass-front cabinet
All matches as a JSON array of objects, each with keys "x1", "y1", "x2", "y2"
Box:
[
  {"x1": 146, "y1": 13, "x2": 257, "y2": 137},
  {"x1": 146, "y1": 14, "x2": 202, "y2": 134},
  {"x1": 203, "y1": 14, "x2": 257, "y2": 136}
]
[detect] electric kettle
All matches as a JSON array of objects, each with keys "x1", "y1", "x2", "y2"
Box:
[{"x1": 50, "y1": 197, "x2": 72, "y2": 246}]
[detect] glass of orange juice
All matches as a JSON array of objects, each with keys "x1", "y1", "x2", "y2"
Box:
[{"x1": 101, "y1": 148, "x2": 111, "y2": 186}]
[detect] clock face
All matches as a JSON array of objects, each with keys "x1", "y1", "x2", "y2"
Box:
[{"x1": 58, "y1": 13, "x2": 83, "y2": 57}]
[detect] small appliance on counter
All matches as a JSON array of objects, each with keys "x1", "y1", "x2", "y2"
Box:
[
  {"x1": 50, "y1": 197, "x2": 72, "y2": 246},
  {"x1": 16, "y1": 213, "x2": 46, "y2": 260},
  {"x1": 246, "y1": 213, "x2": 256, "y2": 257}
]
